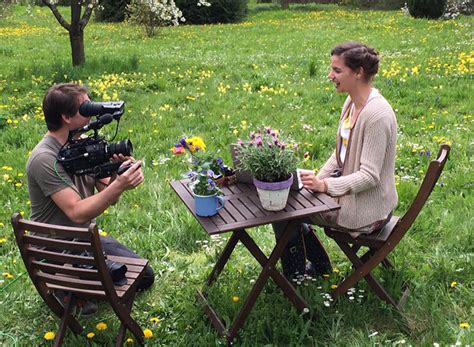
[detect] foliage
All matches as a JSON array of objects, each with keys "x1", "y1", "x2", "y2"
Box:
[
  {"x1": 0, "y1": 1, "x2": 12, "y2": 18},
  {"x1": 442, "y1": 0, "x2": 473, "y2": 18},
  {"x1": 174, "y1": 137, "x2": 224, "y2": 196},
  {"x1": 95, "y1": 0, "x2": 131, "y2": 22},
  {"x1": 126, "y1": 0, "x2": 185, "y2": 37},
  {"x1": 408, "y1": 0, "x2": 447, "y2": 19},
  {"x1": 237, "y1": 127, "x2": 298, "y2": 182},
  {"x1": 340, "y1": 0, "x2": 405, "y2": 10},
  {"x1": 175, "y1": 0, "x2": 246, "y2": 24}
]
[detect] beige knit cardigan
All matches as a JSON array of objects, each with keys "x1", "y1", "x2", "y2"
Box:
[{"x1": 316, "y1": 94, "x2": 398, "y2": 230}]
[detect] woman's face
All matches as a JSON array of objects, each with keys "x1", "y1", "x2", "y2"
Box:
[{"x1": 328, "y1": 55, "x2": 360, "y2": 93}]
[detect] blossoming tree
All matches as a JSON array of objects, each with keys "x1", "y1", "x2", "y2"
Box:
[{"x1": 41, "y1": 0, "x2": 210, "y2": 66}]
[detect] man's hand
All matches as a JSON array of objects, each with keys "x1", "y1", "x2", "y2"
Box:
[
  {"x1": 114, "y1": 160, "x2": 143, "y2": 191},
  {"x1": 299, "y1": 169, "x2": 327, "y2": 193}
]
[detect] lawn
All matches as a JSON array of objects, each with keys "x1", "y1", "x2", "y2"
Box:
[{"x1": 0, "y1": 2, "x2": 472, "y2": 346}]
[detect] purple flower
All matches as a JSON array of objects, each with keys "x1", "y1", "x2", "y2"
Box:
[
  {"x1": 237, "y1": 139, "x2": 244, "y2": 146},
  {"x1": 250, "y1": 131, "x2": 255, "y2": 139},
  {"x1": 179, "y1": 138, "x2": 188, "y2": 147},
  {"x1": 255, "y1": 138, "x2": 263, "y2": 146},
  {"x1": 265, "y1": 127, "x2": 272, "y2": 134},
  {"x1": 267, "y1": 142, "x2": 273, "y2": 148},
  {"x1": 426, "y1": 150, "x2": 431, "y2": 156},
  {"x1": 207, "y1": 169, "x2": 215, "y2": 177}
]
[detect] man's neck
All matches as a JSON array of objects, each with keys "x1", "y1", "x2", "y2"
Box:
[{"x1": 46, "y1": 129, "x2": 70, "y2": 145}]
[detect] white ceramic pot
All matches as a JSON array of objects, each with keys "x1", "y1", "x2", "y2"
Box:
[{"x1": 253, "y1": 174, "x2": 293, "y2": 211}]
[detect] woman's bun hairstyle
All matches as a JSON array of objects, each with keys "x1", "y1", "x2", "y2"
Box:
[{"x1": 331, "y1": 42, "x2": 379, "y2": 81}]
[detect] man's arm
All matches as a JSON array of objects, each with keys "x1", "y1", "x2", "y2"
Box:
[{"x1": 51, "y1": 161, "x2": 143, "y2": 224}]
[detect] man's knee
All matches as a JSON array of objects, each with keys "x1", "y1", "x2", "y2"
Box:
[{"x1": 138, "y1": 265, "x2": 155, "y2": 291}]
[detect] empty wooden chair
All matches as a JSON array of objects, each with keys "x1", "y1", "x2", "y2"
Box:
[
  {"x1": 324, "y1": 144, "x2": 450, "y2": 309},
  {"x1": 11, "y1": 213, "x2": 149, "y2": 346}
]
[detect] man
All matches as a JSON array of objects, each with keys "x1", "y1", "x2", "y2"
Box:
[{"x1": 27, "y1": 83, "x2": 154, "y2": 314}]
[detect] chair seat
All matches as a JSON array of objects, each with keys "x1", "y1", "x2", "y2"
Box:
[{"x1": 325, "y1": 216, "x2": 400, "y2": 248}]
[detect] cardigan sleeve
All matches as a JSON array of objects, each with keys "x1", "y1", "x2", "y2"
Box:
[
  {"x1": 325, "y1": 113, "x2": 393, "y2": 197},
  {"x1": 316, "y1": 150, "x2": 338, "y2": 179}
]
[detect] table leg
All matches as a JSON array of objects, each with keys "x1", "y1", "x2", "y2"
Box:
[
  {"x1": 206, "y1": 230, "x2": 241, "y2": 286},
  {"x1": 227, "y1": 226, "x2": 308, "y2": 342},
  {"x1": 238, "y1": 229, "x2": 307, "y2": 312}
]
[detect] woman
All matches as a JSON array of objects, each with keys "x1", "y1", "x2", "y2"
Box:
[{"x1": 275, "y1": 42, "x2": 398, "y2": 281}]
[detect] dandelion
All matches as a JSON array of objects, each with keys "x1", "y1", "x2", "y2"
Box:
[
  {"x1": 0, "y1": 238, "x2": 7, "y2": 245},
  {"x1": 232, "y1": 296, "x2": 240, "y2": 302},
  {"x1": 459, "y1": 322, "x2": 469, "y2": 329},
  {"x1": 3, "y1": 272, "x2": 13, "y2": 279},
  {"x1": 86, "y1": 332, "x2": 95, "y2": 339},
  {"x1": 330, "y1": 284, "x2": 338, "y2": 289},
  {"x1": 150, "y1": 317, "x2": 160, "y2": 324},
  {"x1": 96, "y1": 322, "x2": 108, "y2": 331},
  {"x1": 44, "y1": 331, "x2": 55, "y2": 340},
  {"x1": 126, "y1": 337, "x2": 134, "y2": 344},
  {"x1": 450, "y1": 281, "x2": 457, "y2": 288},
  {"x1": 143, "y1": 328, "x2": 153, "y2": 339}
]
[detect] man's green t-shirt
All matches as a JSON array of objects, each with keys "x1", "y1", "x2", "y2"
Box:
[{"x1": 27, "y1": 135, "x2": 95, "y2": 227}]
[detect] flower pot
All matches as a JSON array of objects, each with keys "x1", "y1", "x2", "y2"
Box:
[
  {"x1": 253, "y1": 174, "x2": 293, "y2": 211},
  {"x1": 194, "y1": 193, "x2": 225, "y2": 217}
]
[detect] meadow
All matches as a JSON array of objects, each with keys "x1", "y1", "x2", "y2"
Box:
[{"x1": 0, "y1": 2, "x2": 472, "y2": 346}]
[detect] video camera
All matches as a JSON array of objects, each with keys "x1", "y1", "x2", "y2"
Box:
[{"x1": 57, "y1": 101, "x2": 133, "y2": 179}]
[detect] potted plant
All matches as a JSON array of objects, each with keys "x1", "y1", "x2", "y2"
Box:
[
  {"x1": 173, "y1": 137, "x2": 225, "y2": 217},
  {"x1": 237, "y1": 127, "x2": 298, "y2": 211}
]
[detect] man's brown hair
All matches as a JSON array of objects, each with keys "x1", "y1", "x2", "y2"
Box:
[{"x1": 42, "y1": 83, "x2": 89, "y2": 131}]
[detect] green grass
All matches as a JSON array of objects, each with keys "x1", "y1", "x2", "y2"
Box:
[{"x1": 0, "y1": 2, "x2": 473, "y2": 346}]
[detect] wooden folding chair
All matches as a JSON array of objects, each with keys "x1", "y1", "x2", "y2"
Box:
[
  {"x1": 324, "y1": 144, "x2": 450, "y2": 309},
  {"x1": 11, "y1": 213, "x2": 149, "y2": 346}
]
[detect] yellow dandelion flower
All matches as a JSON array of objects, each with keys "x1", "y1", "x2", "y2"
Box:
[
  {"x1": 232, "y1": 296, "x2": 240, "y2": 302},
  {"x1": 450, "y1": 281, "x2": 457, "y2": 288},
  {"x1": 0, "y1": 238, "x2": 7, "y2": 244},
  {"x1": 126, "y1": 337, "x2": 134, "y2": 344},
  {"x1": 143, "y1": 329, "x2": 153, "y2": 339},
  {"x1": 459, "y1": 322, "x2": 469, "y2": 329},
  {"x1": 150, "y1": 317, "x2": 160, "y2": 324},
  {"x1": 96, "y1": 322, "x2": 108, "y2": 331},
  {"x1": 44, "y1": 331, "x2": 55, "y2": 340},
  {"x1": 99, "y1": 230, "x2": 108, "y2": 237},
  {"x1": 3, "y1": 272, "x2": 14, "y2": 279},
  {"x1": 333, "y1": 268, "x2": 340, "y2": 273},
  {"x1": 186, "y1": 136, "x2": 206, "y2": 152},
  {"x1": 15, "y1": 182, "x2": 23, "y2": 188},
  {"x1": 330, "y1": 284, "x2": 338, "y2": 289},
  {"x1": 322, "y1": 274, "x2": 330, "y2": 278},
  {"x1": 86, "y1": 332, "x2": 95, "y2": 339}
]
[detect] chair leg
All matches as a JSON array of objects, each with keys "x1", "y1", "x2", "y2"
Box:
[
  {"x1": 112, "y1": 295, "x2": 144, "y2": 345},
  {"x1": 54, "y1": 293, "x2": 76, "y2": 347},
  {"x1": 43, "y1": 292, "x2": 83, "y2": 335},
  {"x1": 116, "y1": 294, "x2": 135, "y2": 347},
  {"x1": 333, "y1": 240, "x2": 398, "y2": 308}
]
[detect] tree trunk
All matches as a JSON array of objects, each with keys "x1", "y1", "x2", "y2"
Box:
[
  {"x1": 69, "y1": 28, "x2": 85, "y2": 66},
  {"x1": 70, "y1": 0, "x2": 84, "y2": 66},
  {"x1": 281, "y1": 0, "x2": 290, "y2": 9}
]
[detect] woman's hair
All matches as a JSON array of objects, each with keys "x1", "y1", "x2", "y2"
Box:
[
  {"x1": 331, "y1": 42, "x2": 379, "y2": 81},
  {"x1": 42, "y1": 83, "x2": 89, "y2": 131}
]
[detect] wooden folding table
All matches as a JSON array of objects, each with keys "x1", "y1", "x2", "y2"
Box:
[{"x1": 170, "y1": 179, "x2": 339, "y2": 344}]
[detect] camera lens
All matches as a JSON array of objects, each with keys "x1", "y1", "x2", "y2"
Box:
[{"x1": 107, "y1": 140, "x2": 133, "y2": 158}]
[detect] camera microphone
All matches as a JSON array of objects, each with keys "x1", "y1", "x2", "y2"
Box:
[{"x1": 79, "y1": 114, "x2": 114, "y2": 132}]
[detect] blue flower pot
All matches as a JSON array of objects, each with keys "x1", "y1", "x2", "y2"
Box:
[{"x1": 194, "y1": 193, "x2": 225, "y2": 217}]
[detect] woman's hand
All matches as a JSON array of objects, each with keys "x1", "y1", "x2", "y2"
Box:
[{"x1": 299, "y1": 169, "x2": 327, "y2": 193}]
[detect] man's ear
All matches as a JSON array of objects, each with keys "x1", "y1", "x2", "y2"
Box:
[{"x1": 61, "y1": 114, "x2": 71, "y2": 125}]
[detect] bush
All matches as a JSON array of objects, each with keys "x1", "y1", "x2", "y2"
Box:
[
  {"x1": 95, "y1": 0, "x2": 131, "y2": 22},
  {"x1": 340, "y1": 0, "x2": 405, "y2": 10},
  {"x1": 127, "y1": 0, "x2": 185, "y2": 37},
  {"x1": 175, "y1": 0, "x2": 248, "y2": 25},
  {"x1": 407, "y1": 0, "x2": 447, "y2": 19},
  {"x1": 442, "y1": 0, "x2": 473, "y2": 18}
]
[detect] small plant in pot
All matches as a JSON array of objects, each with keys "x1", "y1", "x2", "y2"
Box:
[
  {"x1": 237, "y1": 127, "x2": 298, "y2": 211},
  {"x1": 173, "y1": 137, "x2": 225, "y2": 217}
]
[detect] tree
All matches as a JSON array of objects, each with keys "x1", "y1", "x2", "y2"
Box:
[{"x1": 42, "y1": 0, "x2": 99, "y2": 66}]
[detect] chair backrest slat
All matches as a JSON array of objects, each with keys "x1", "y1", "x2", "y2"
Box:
[
  {"x1": 35, "y1": 272, "x2": 104, "y2": 292},
  {"x1": 27, "y1": 247, "x2": 96, "y2": 267},
  {"x1": 17, "y1": 219, "x2": 92, "y2": 241},
  {"x1": 22, "y1": 234, "x2": 94, "y2": 254},
  {"x1": 31, "y1": 260, "x2": 101, "y2": 281},
  {"x1": 398, "y1": 144, "x2": 450, "y2": 231}
]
